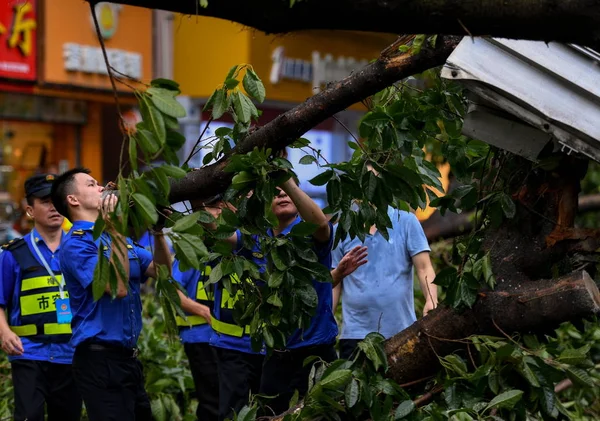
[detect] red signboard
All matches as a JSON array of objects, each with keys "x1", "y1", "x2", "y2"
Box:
[{"x1": 0, "y1": 0, "x2": 37, "y2": 81}]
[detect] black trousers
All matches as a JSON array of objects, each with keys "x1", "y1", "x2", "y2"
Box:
[
  {"x1": 11, "y1": 359, "x2": 82, "y2": 421},
  {"x1": 259, "y1": 343, "x2": 337, "y2": 416},
  {"x1": 184, "y1": 342, "x2": 219, "y2": 421},
  {"x1": 72, "y1": 344, "x2": 152, "y2": 421},
  {"x1": 216, "y1": 347, "x2": 264, "y2": 421},
  {"x1": 339, "y1": 339, "x2": 361, "y2": 360}
]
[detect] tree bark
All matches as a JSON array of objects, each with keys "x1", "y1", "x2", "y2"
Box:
[
  {"x1": 422, "y1": 193, "x2": 600, "y2": 243},
  {"x1": 385, "y1": 270, "x2": 600, "y2": 385},
  {"x1": 96, "y1": 0, "x2": 600, "y2": 48},
  {"x1": 168, "y1": 36, "x2": 459, "y2": 204}
]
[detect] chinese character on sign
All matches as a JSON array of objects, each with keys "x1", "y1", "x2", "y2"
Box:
[
  {"x1": 7, "y1": 2, "x2": 37, "y2": 56},
  {"x1": 123, "y1": 52, "x2": 142, "y2": 79},
  {"x1": 81, "y1": 46, "x2": 103, "y2": 73},
  {"x1": 64, "y1": 43, "x2": 82, "y2": 71}
]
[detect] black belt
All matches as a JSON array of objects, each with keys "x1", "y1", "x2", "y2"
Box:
[{"x1": 78, "y1": 342, "x2": 139, "y2": 358}]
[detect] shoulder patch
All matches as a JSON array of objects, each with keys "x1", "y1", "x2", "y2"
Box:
[
  {"x1": 71, "y1": 229, "x2": 85, "y2": 236},
  {"x1": 2, "y1": 238, "x2": 25, "y2": 251},
  {"x1": 252, "y1": 252, "x2": 264, "y2": 259}
]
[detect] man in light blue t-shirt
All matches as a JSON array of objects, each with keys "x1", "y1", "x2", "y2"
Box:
[{"x1": 332, "y1": 207, "x2": 437, "y2": 359}]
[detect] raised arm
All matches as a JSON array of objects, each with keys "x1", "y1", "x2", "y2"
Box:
[{"x1": 280, "y1": 178, "x2": 330, "y2": 243}]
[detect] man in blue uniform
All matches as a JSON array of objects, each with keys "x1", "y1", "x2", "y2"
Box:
[
  {"x1": 172, "y1": 258, "x2": 217, "y2": 421},
  {"x1": 256, "y1": 177, "x2": 336, "y2": 414},
  {"x1": 196, "y1": 196, "x2": 265, "y2": 421},
  {"x1": 0, "y1": 174, "x2": 82, "y2": 421},
  {"x1": 50, "y1": 168, "x2": 172, "y2": 421}
]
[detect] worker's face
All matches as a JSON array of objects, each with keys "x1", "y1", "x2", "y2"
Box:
[
  {"x1": 26, "y1": 196, "x2": 64, "y2": 230},
  {"x1": 271, "y1": 188, "x2": 298, "y2": 221},
  {"x1": 68, "y1": 173, "x2": 104, "y2": 213}
]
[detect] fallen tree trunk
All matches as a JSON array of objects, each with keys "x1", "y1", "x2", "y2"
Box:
[
  {"x1": 423, "y1": 193, "x2": 600, "y2": 242},
  {"x1": 98, "y1": 0, "x2": 600, "y2": 49},
  {"x1": 385, "y1": 270, "x2": 600, "y2": 384},
  {"x1": 168, "y1": 36, "x2": 460, "y2": 204}
]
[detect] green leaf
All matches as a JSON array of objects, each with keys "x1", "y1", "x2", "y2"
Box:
[
  {"x1": 290, "y1": 222, "x2": 318, "y2": 237},
  {"x1": 232, "y1": 91, "x2": 252, "y2": 123},
  {"x1": 267, "y1": 294, "x2": 283, "y2": 307},
  {"x1": 135, "y1": 128, "x2": 160, "y2": 155},
  {"x1": 557, "y1": 348, "x2": 589, "y2": 365},
  {"x1": 140, "y1": 95, "x2": 166, "y2": 143},
  {"x1": 237, "y1": 405, "x2": 257, "y2": 421},
  {"x1": 345, "y1": 379, "x2": 360, "y2": 408},
  {"x1": 263, "y1": 328, "x2": 275, "y2": 348},
  {"x1": 499, "y1": 193, "x2": 516, "y2": 219},
  {"x1": 319, "y1": 369, "x2": 352, "y2": 390},
  {"x1": 224, "y1": 78, "x2": 239, "y2": 89},
  {"x1": 151, "y1": 397, "x2": 167, "y2": 421},
  {"x1": 172, "y1": 212, "x2": 199, "y2": 233},
  {"x1": 147, "y1": 87, "x2": 186, "y2": 118},
  {"x1": 92, "y1": 214, "x2": 105, "y2": 240},
  {"x1": 299, "y1": 155, "x2": 317, "y2": 165},
  {"x1": 132, "y1": 193, "x2": 158, "y2": 224},
  {"x1": 208, "y1": 263, "x2": 223, "y2": 285},
  {"x1": 566, "y1": 367, "x2": 595, "y2": 387},
  {"x1": 92, "y1": 243, "x2": 109, "y2": 301},
  {"x1": 327, "y1": 178, "x2": 342, "y2": 208},
  {"x1": 232, "y1": 171, "x2": 256, "y2": 189},
  {"x1": 150, "y1": 78, "x2": 180, "y2": 92},
  {"x1": 309, "y1": 170, "x2": 334, "y2": 186},
  {"x1": 225, "y1": 64, "x2": 240, "y2": 81},
  {"x1": 271, "y1": 248, "x2": 287, "y2": 271},
  {"x1": 296, "y1": 283, "x2": 318, "y2": 307},
  {"x1": 242, "y1": 68, "x2": 266, "y2": 102},
  {"x1": 482, "y1": 253, "x2": 495, "y2": 288},
  {"x1": 357, "y1": 333, "x2": 388, "y2": 372},
  {"x1": 367, "y1": 173, "x2": 378, "y2": 201},
  {"x1": 484, "y1": 390, "x2": 523, "y2": 412},
  {"x1": 268, "y1": 271, "x2": 284, "y2": 288},
  {"x1": 394, "y1": 400, "x2": 415, "y2": 419},
  {"x1": 128, "y1": 136, "x2": 138, "y2": 171},
  {"x1": 160, "y1": 165, "x2": 187, "y2": 179}
]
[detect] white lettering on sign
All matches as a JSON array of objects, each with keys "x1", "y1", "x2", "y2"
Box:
[
  {"x1": 63, "y1": 43, "x2": 142, "y2": 79},
  {"x1": 270, "y1": 46, "x2": 369, "y2": 93}
]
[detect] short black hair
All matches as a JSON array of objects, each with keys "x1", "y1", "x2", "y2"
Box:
[{"x1": 50, "y1": 167, "x2": 91, "y2": 219}]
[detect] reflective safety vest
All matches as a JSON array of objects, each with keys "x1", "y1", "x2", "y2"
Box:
[
  {"x1": 4, "y1": 238, "x2": 71, "y2": 343},
  {"x1": 211, "y1": 273, "x2": 252, "y2": 338},
  {"x1": 176, "y1": 266, "x2": 214, "y2": 330}
]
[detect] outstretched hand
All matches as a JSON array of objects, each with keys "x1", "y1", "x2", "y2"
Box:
[{"x1": 336, "y1": 245, "x2": 369, "y2": 278}]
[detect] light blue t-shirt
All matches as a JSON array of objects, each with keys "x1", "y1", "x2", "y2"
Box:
[{"x1": 331, "y1": 208, "x2": 430, "y2": 340}]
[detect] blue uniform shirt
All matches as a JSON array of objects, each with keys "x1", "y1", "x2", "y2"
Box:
[
  {"x1": 0, "y1": 231, "x2": 74, "y2": 364},
  {"x1": 172, "y1": 260, "x2": 213, "y2": 344},
  {"x1": 60, "y1": 221, "x2": 152, "y2": 349},
  {"x1": 332, "y1": 208, "x2": 431, "y2": 340},
  {"x1": 267, "y1": 216, "x2": 337, "y2": 349}
]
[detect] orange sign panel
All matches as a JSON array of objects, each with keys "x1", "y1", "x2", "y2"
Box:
[{"x1": 42, "y1": 0, "x2": 152, "y2": 90}]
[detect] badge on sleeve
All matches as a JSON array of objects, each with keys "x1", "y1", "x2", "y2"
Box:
[{"x1": 55, "y1": 299, "x2": 73, "y2": 324}]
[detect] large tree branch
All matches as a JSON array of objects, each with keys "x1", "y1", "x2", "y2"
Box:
[
  {"x1": 385, "y1": 270, "x2": 600, "y2": 384},
  {"x1": 97, "y1": 0, "x2": 600, "y2": 48},
  {"x1": 168, "y1": 36, "x2": 459, "y2": 203},
  {"x1": 422, "y1": 193, "x2": 600, "y2": 243}
]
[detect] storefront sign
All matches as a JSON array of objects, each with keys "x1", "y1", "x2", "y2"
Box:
[
  {"x1": 270, "y1": 46, "x2": 369, "y2": 93},
  {"x1": 63, "y1": 44, "x2": 142, "y2": 79},
  {"x1": 0, "y1": 1, "x2": 37, "y2": 81},
  {"x1": 43, "y1": 0, "x2": 152, "y2": 90}
]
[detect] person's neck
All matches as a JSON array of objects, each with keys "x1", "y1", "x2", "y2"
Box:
[
  {"x1": 273, "y1": 214, "x2": 298, "y2": 236},
  {"x1": 34, "y1": 225, "x2": 63, "y2": 252},
  {"x1": 72, "y1": 209, "x2": 99, "y2": 224}
]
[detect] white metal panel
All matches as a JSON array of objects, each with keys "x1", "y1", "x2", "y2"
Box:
[{"x1": 441, "y1": 38, "x2": 600, "y2": 157}]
